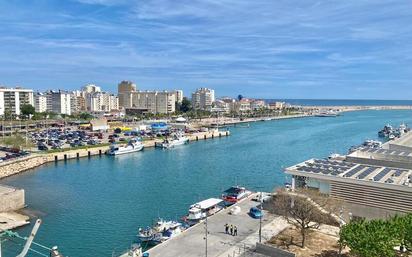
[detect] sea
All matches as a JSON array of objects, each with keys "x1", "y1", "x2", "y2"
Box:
[{"x1": 1, "y1": 108, "x2": 412, "y2": 257}]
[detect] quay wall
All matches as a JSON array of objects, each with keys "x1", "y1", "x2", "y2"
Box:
[
  {"x1": 0, "y1": 185, "x2": 25, "y2": 212},
  {"x1": 0, "y1": 130, "x2": 230, "y2": 179}
]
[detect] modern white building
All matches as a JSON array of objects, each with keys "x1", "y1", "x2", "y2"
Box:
[
  {"x1": 192, "y1": 88, "x2": 215, "y2": 111},
  {"x1": 0, "y1": 87, "x2": 34, "y2": 116},
  {"x1": 34, "y1": 92, "x2": 48, "y2": 113},
  {"x1": 86, "y1": 92, "x2": 119, "y2": 112}
]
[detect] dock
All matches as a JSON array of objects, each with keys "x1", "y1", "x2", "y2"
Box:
[
  {"x1": 122, "y1": 193, "x2": 278, "y2": 257},
  {"x1": 0, "y1": 130, "x2": 230, "y2": 179}
]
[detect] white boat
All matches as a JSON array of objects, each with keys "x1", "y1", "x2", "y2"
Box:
[
  {"x1": 156, "y1": 134, "x2": 189, "y2": 149},
  {"x1": 107, "y1": 139, "x2": 144, "y2": 155},
  {"x1": 137, "y1": 219, "x2": 180, "y2": 244},
  {"x1": 162, "y1": 222, "x2": 184, "y2": 240},
  {"x1": 123, "y1": 244, "x2": 143, "y2": 257},
  {"x1": 185, "y1": 198, "x2": 223, "y2": 226}
]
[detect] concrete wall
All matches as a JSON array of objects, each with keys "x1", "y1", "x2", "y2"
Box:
[
  {"x1": 0, "y1": 185, "x2": 25, "y2": 212},
  {"x1": 255, "y1": 243, "x2": 296, "y2": 257}
]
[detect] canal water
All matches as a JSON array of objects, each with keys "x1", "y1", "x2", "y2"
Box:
[{"x1": 2, "y1": 110, "x2": 412, "y2": 257}]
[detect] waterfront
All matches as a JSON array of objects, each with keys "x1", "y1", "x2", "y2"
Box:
[{"x1": 2, "y1": 110, "x2": 412, "y2": 257}]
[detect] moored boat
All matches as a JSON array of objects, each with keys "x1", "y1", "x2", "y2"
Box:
[
  {"x1": 155, "y1": 133, "x2": 189, "y2": 149},
  {"x1": 137, "y1": 218, "x2": 180, "y2": 245},
  {"x1": 221, "y1": 186, "x2": 250, "y2": 206},
  {"x1": 315, "y1": 110, "x2": 340, "y2": 117},
  {"x1": 183, "y1": 198, "x2": 224, "y2": 226},
  {"x1": 107, "y1": 139, "x2": 144, "y2": 155}
]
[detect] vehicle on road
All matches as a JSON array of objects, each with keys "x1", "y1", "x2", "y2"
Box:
[{"x1": 249, "y1": 207, "x2": 263, "y2": 219}]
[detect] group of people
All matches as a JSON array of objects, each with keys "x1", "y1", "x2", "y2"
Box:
[{"x1": 224, "y1": 223, "x2": 238, "y2": 236}]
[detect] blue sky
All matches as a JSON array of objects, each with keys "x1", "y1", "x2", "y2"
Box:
[{"x1": 0, "y1": 0, "x2": 411, "y2": 99}]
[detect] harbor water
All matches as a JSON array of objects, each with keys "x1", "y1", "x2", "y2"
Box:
[{"x1": 2, "y1": 110, "x2": 412, "y2": 257}]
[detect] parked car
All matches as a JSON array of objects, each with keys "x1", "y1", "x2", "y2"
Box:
[
  {"x1": 252, "y1": 192, "x2": 272, "y2": 203},
  {"x1": 249, "y1": 207, "x2": 263, "y2": 219}
]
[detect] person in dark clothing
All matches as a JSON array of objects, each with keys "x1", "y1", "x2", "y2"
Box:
[
  {"x1": 230, "y1": 224, "x2": 233, "y2": 235},
  {"x1": 234, "y1": 226, "x2": 238, "y2": 236},
  {"x1": 224, "y1": 223, "x2": 229, "y2": 234}
]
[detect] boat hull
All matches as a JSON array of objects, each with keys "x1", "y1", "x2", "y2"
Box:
[{"x1": 107, "y1": 145, "x2": 144, "y2": 155}]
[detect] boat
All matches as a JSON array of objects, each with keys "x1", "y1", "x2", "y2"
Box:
[
  {"x1": 348, "y1": 139, "x2": 383, "y2": 153},
  {"x1": 221, "y1": 186, "x2": 250, "y2": 206},
  {"x1": 184, "y1": 198, "x2": 224, "y2": 226},
  {"x1": 107, "y1": 139, "x2": 144, "y2": 155},
  {"x1": 315, "y1": 110, "x2": 340, "y2": 117},
  {"x1": 122, "y1": 244, "x2": 143, "y2": 257},
  {"x1": 162, "y1": 222, "x2": 184, "y2": 240},
  {"x1": 137, "y1": 219, "x2": 180, "y2": 244},
  {"x1": 155, "y1": 133, "x2": 189, "y2": 149}
]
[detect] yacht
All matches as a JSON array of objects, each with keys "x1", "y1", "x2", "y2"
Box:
[
  {"x1": 155, "y1": 134, "x2": 189, "y2": 149},
  {"x1": 221, "y1": 186, "x2": 250, "y2": 206},
  {"x1": 184, "y1": 198, "x2": 223, "y2": 226},
  {"x1": 107, "y1": 139, "x2": 144, "y2": 155}
]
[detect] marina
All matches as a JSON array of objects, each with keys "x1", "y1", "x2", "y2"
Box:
[{"x1": 1, "y1": 109, "x2": 412, "y2": 257}]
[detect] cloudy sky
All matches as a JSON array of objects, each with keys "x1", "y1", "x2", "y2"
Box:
[{"x1": 0, "y1": 0, "x2": 411, "y2": 99}]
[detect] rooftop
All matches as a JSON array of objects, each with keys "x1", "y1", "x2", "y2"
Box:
[{"x1": 286, "y1": 158, "x2": 412, "y2": 187}]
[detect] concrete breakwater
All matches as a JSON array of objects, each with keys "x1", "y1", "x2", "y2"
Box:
[{"x1": 0, "y1": 130, "x2": 230, "y2": 179}]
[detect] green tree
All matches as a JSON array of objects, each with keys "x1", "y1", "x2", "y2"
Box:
[
  {"x1": 339, "y1": 218, "x2": 400, "y2": 257},
  {"x1": 21, "y1": 104, "x2": 35, "y2": 118},
  {"x1": 180, "y1": 97, "x2": 192, "y2": 113},
  {"x1": 79, "y1": 112, "x2": 94, "y2": 120}
]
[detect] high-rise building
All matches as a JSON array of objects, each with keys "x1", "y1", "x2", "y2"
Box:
[
  {"x1": 47, "y1": 90, "x2": 71, "y2": 115},
  {"x1": 128, "y1": 91, "x2": 176, "y2": 114},
  {"x1": 118, "y1": 81, "x2": 137, "y2": 108},
  {"x1": 174, "y1": 90, "x2": 183, "y2": 104},
  {"x1": 87, "y1": 92, "x2": 119, "y2": 112},
  {"x1": 191, "y1": 88, "x2": 215, "y2": 110},
  {"x1": 34, "y1": 92, "x2": 48, "y2": 113},
  {"x1": 0, "y1": 87, "x2": 34, "y2": 116}
]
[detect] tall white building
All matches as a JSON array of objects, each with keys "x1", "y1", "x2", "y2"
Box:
[
  {"x1": 191, "y1": 88, "x2": 215, "y2": 111},
  {"x1": 174, "y1": 90, "x2": 183, "y2": 104},
  {"x1": 0, "y1": 87, "x2": 34, "y2": 116},
  {"x1": 87, "y1": 92, "x2": 118, "y2": 112},
  {"x1": 118, "y1": 81, "x2": 137, "y2": 108},
  {"x1": 34, "y1": 92, "x2": 48, "y2": 113}
]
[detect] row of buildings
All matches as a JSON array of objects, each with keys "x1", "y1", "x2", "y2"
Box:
[
  {"x1": 0, "y1": 82, "x2": 288, "y2": 117},
  {"x1": 0, "y1": 83, "x2": 207, "y2": 117}
]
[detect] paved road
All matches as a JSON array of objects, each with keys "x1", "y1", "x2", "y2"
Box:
[{"x1": 146, "y1": 194, "x2": 276, "y2": 257}]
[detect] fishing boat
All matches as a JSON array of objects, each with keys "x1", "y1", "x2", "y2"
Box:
[
  {"x1": 121, "y1": 244, "x2": 143, "y2": 257},
  {"x1": 107, "y1": 139, "x2": 144, "y2": 155},
  {"x1": 221, "y1": 186, "x2": 250, "y2": 206},
  {"x1": 183, "y1": 198, "x2": 224, "y2": 226},
  {"x1": 137, "y1": 219, "x2": 180, "y2": 244},
  {"x1": 155, "y1": 133, "x2": 189, "y2": 149},
  {"x1": 162, "y1": 222, "x2": 184, "y2": 240}
]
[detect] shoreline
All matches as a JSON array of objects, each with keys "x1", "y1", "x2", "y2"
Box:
[{"x1": 0, "y1": 130, "x2": 231, "y2": 180}]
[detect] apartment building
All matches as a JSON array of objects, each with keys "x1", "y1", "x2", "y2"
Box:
[
  {"x1": 128, "y1": 91, "x2": 176, "y2": 114},
  {"x1": 34, "y1": 92, "x2": 48, "y2": 113},
  {"x1": 87, "y1": 92, "x2": 119, "y2": 112},
  {"x1": 192, "y1": 88, "x2": 215, "y2": 110},
  {"x1": 47, "y1": 91, "x2": 71, "y2": 115},
  {"x1": 0, "y1": 87, "x2": 34, "y2": 116},
  {"x1": 118, "y1": 81, "x2": 137, "y2": 108}
]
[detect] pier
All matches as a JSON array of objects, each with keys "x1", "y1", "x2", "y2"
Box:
[
  {"x1": 0, "y1": 130, "x2": 230, "y2": 179},
  {"x1": 122, "y1": 193, "x2": 279, "y2": 257}
]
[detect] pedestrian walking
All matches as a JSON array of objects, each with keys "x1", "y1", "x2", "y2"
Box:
[
  {"x1": 224, "y1": 223, "x2": 229, "y2": 234},
  {"x1": 234, "y1": 226, "x2": 238, "y2": 236},
  {"x1": 230, "y1": 224, "x2": 233, "y2": 235}
]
